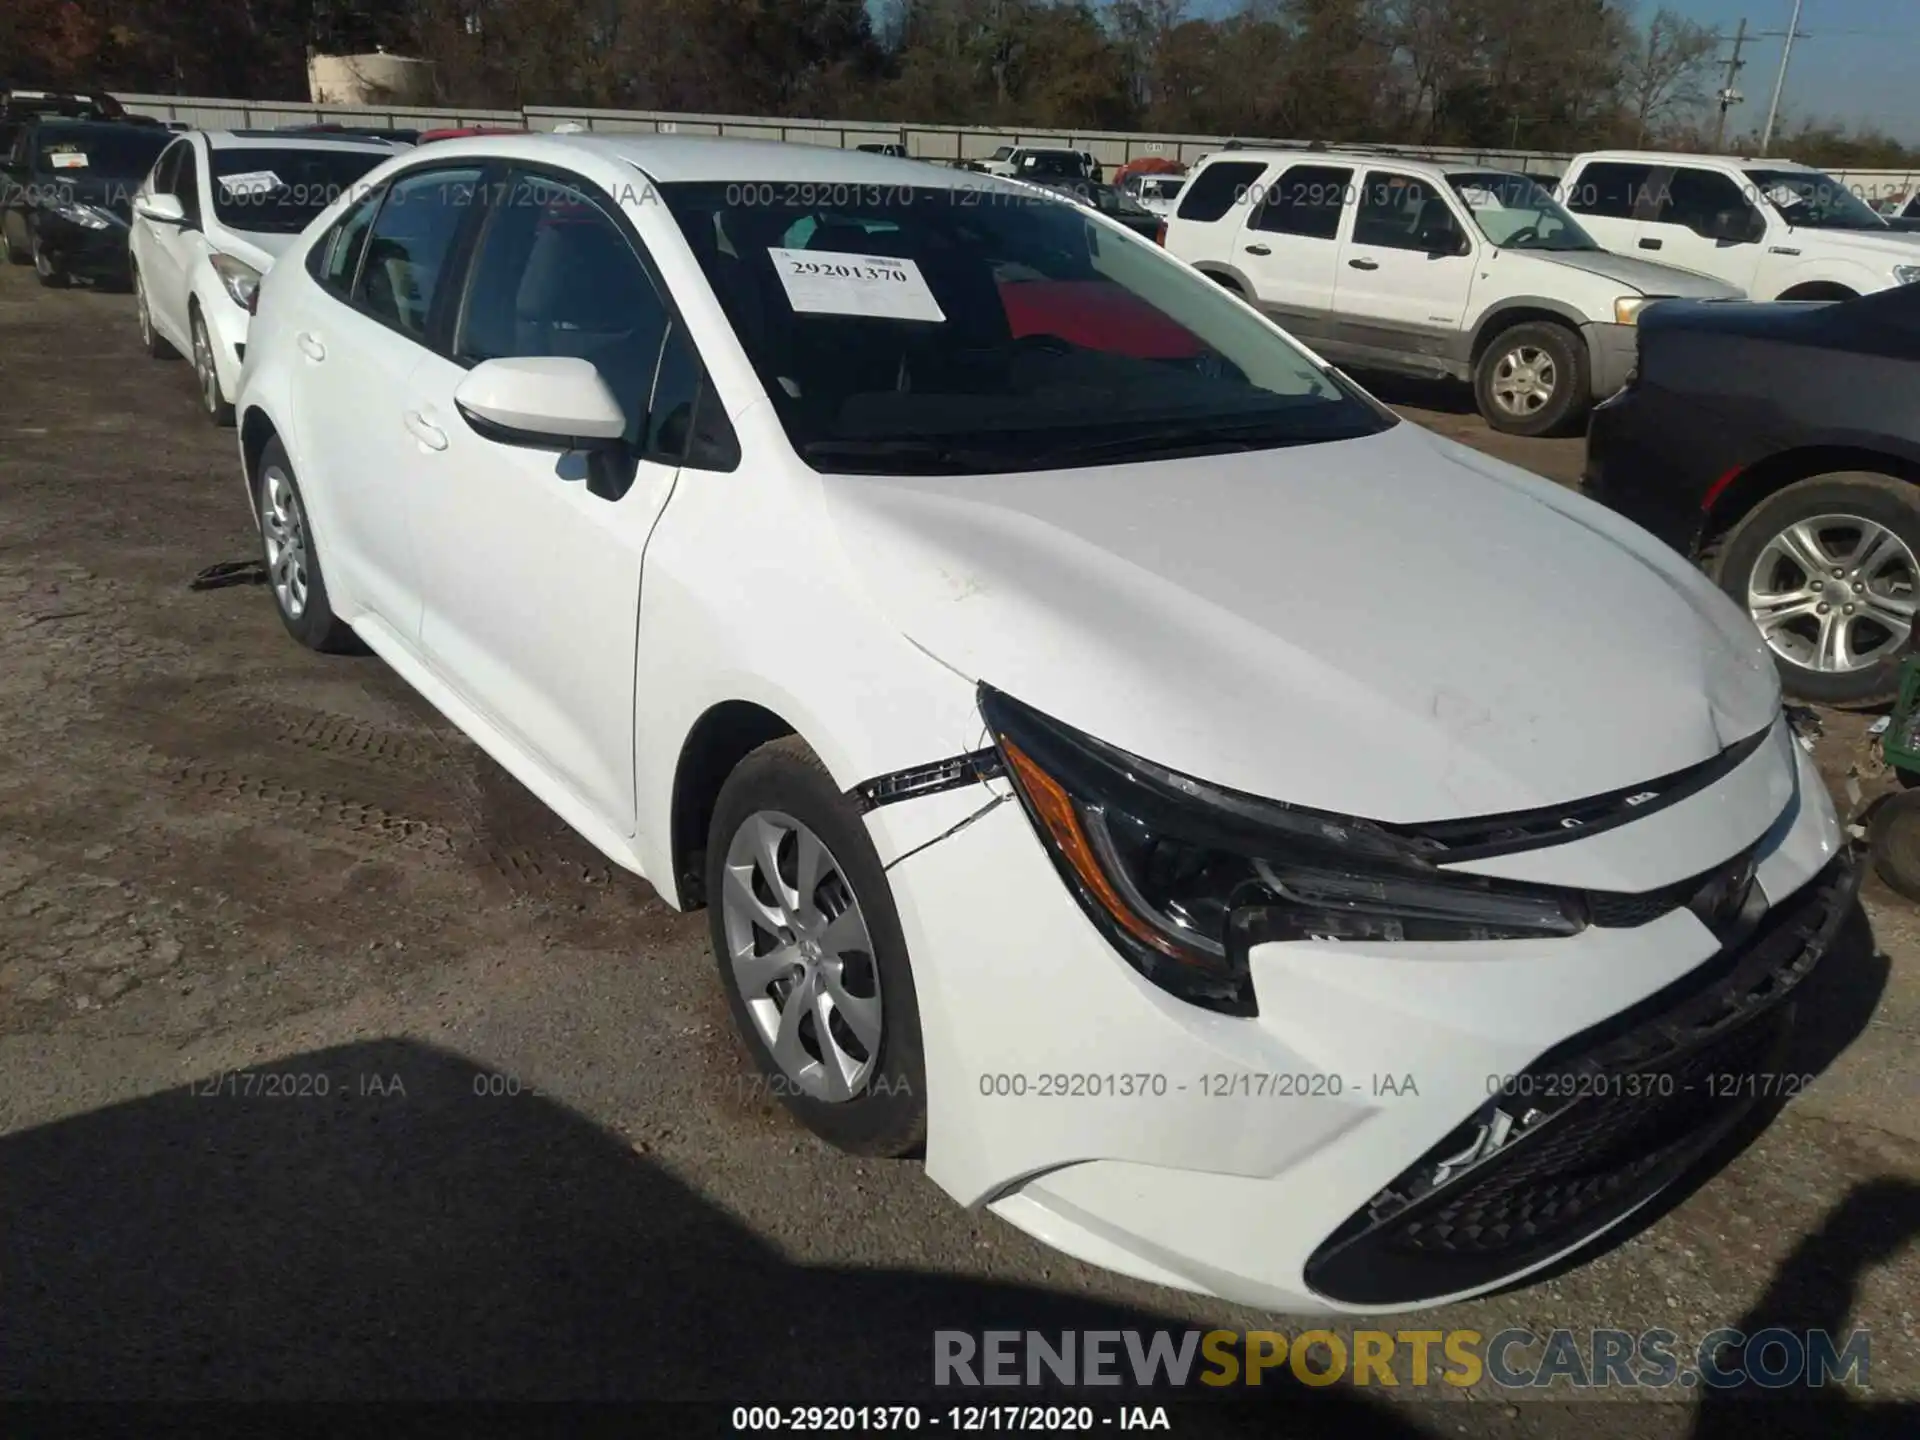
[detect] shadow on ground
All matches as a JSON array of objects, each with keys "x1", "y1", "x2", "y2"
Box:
[{"x1": 0, "y1": 1037, "x2": 1414, "y2": 1429}]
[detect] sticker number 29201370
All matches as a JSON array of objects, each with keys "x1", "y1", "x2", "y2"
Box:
[{"x1": 766, "y1": 246, "x2": 947, "y2": 323}]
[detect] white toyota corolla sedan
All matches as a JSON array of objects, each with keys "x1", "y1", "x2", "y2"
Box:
[
  {"x1": 128, "y1": 129, "x2": 396, "y2": 425},
  {"x1": 232, "y1": 134, "x2": 1856, "y2": 1313}
]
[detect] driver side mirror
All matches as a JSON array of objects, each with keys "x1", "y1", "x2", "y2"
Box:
[
  {"x1": 454, "y1": 356, "x2": 628, "y2": 452},
  {"x1": 135, "y1": 192, "x2": 187, "y2": 226},
  {"x1": 1704, "y1": 207, "x2": 1761, "y2": 244}
]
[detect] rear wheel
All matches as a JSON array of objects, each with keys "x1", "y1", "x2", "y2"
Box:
[
  {"x1": 1714, "y1": 472, "x2": 1920, "y2": 706},
  {"x1": 706, "y1": 737, "x2": 926, "y2": 1158},
  {"x1": 1, "y1": 219, "x2": 30, "y2": 266},
  {"x1": 1474, "y1": 320, "x2": 1587, "y2": 437},
  {"x1": 255, "y1": 438, "x2": 357, "y2": 653},
  {"x1": 1870, "y1": 789, "x2": 1920, "y2": 901}
]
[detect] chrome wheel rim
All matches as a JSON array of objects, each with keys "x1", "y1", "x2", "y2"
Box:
[
  {"x1": 32, "y1": 239, "x2": 52, "y2": 278},
  {"x1": 1747, "y1": 513, "x2": 1918, "y2": 674},
  {"x1": 260, "y1": 465, "x2": 310, "y2": 620},
  {"x1": 721, "y1": 810, "x2": 881, "y2": 1103},
  {"x1": 193, "y1": 317, "x2": 219, "y2": 412},
  {"x1": 1491, "y1": 345, "x2": 1557, "y2": 417}
]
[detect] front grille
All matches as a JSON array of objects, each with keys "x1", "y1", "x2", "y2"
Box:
[{"x1": 1305, "y1": 851, "x2": 1858, "y2": 1306}]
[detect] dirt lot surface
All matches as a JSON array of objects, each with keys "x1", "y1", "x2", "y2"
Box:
[{"x1": 1, "y1": 264, "x2": 1916, "y2": 1431}]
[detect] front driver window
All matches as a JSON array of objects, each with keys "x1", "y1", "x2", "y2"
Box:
[
  {"x1": 354, "y1": 166, "x2": 483, "y2": 339},
  {"x1": 454, "y1": 171, "x2": 671, "y2": 448}
]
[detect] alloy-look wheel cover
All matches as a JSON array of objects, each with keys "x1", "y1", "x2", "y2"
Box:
[
  {"x1": 1747, "y1": 513, "x2": 1919, "y2": 674},
  {"x1": 721, "y1": 810, "x2": 883, "y2": 1103},
  {"x1": 260, "y1": 465, "x2": 311, "y2": 620},
  {"x1": 1491, "y1": 344, "x2": 1557, "y2": 417},
  {"x1": 193, "y1": 317, "x2": 219, "y2": 413}
]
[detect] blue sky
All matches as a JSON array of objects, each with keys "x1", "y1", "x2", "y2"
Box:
[{"x1": 1166, "y1": 1, "x2": 1920, "y2": 143}]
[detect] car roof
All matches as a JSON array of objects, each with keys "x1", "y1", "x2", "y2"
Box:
[
  {"x1": 1194, "y1": 148, "x2": 1539, "y2": 183},
  {"x1": 419, "y1": 133, "x2": 1029, "y2": 189},
  {"x1": 20, "y1": 118, "x2": 151, "y2": 138},
  {"x1": 1574, "y1": 149, "x2": 1811, "y2": 169},
  {"x1": 200, "y1": 129, "x2": 399, "y2": 155}
]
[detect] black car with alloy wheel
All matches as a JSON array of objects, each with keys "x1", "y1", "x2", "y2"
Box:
[
  {"x1": 1583, "y1": 283, "x2": 1920, "y2": 706},
  {"x1": 0, "y1": 118, "x2": 170, "y2": 286}
]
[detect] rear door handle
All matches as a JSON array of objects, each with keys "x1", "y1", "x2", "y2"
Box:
[
  {"x1": 1347, "y1": 257, "x2": 1379, "y2": 270},
  {"x1": 1244, "y1": 243, "x2": 1271, "y2": 256},
  {"x1": 403, "y1": 410, "x2": 448, "y2": 452},
  {"x1": 1638, "y1": 238, "x2": 1663, "y2": 250},
  {"x1": 295, "y1": 331, "x2": 326, "y2": 361}
]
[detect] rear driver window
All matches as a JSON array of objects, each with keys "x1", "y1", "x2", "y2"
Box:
[
  {"x1": 354, "y1": 166, "x2": 483, "y2": 339},
  {"x1": 1175, "y1": 161, "x2": 1267, "y2": 223}
]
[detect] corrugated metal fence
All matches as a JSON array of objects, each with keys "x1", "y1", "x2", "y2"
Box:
[{"x1": 111, "y1": 93, "x2": 1920, "y2": 200}]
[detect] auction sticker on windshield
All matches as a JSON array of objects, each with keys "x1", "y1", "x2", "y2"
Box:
[
  {"x1": 218, "y1": 170, "x2": 283, "y2": 196},
  {"x1": 49, "y1": 151, "x2": 89, "y2": 169},
  {"x1": 767, "y1": 247, "x2": 946, "y2": 323}
]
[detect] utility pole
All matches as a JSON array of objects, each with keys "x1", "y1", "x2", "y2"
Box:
[
  {"x1": 1761, "y1": 0, "x2": 1807, "y2": 154},
  {"x1": 1711, "y1": 18, "x2": 1748, "y2": 153}
]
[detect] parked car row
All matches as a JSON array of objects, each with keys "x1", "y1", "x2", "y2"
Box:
[{"x1": 22, "y1": 129, "x2": 1866, "y2": 1317}]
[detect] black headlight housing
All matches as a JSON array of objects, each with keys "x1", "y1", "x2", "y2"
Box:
[{"x1": 979, "y1": 685, "x2": 1589, "y2": 1017}]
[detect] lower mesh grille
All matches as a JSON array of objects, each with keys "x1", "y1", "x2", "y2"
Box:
[{"x1": 1305, "y1": 851, "x2": 1857, "y2": 1306}]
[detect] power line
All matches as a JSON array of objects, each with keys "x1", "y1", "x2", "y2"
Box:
[{"x1": 1712, "y1": 18, "x2": 1747, "y2": 153}]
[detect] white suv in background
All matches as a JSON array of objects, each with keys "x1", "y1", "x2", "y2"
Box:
[
  {"x1": 1163, "y1": 149, "x2": 1739, "y2": 435},
  {"x1": 128, "y1": 129, "x2": 394, "y2": 425},
  {"x1": 1559, "y1": 150, "x2": 1920, "y2": 301},
  {"x1": 1121, "y1": 171, "x2": 1186, "y2": 217}
]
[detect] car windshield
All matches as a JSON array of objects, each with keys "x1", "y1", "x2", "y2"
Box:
[
  {"x1": 210, "y1": 147, "x2": 389, "y2": 234},
  {"x1": 1448, "y1": 171, "x2": 1599, "y2": 251},
  {"x1": 1744, "y1": 168, "x2": 1890, "y2": 231},
  {"x1": 34, "y1": 124, "x2": 168, "y2": 180},
  {"x1": 989, "y1": 146, "x2": 1014, "y2": 162},
  {"x1": 1144, "y1": 178, "x2": 1185, "y2": 200},
  {"x1": 659, "y1": 180, "x2": 1391, "y2": 476}
]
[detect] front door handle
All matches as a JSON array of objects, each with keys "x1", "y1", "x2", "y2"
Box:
[
  {"x1": 295, "y1": 331, "x2": 326, "y2": 361},
  {"x1": 1638, "y1": 237, "x2": 1663, "y2": 250},
  {"x1": 1347, "y1": 257, "x2": 1380, "y2": 270},
  {"x1": 1244, "y1": 243, "x2": 1271, "y2": 256},
  {"x1": 404, "y1": 410, "x2": 448, "y2": 452}
]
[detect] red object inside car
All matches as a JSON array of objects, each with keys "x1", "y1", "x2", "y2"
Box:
[{"x1": 996, "y1": 280, "x2": 1204, "y2": 360}]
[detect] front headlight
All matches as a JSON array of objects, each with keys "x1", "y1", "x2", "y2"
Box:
[
  {"x1": 1613, "y1": 295, "x2": 1664, "y2": 325},
  {"x1": 51, "y1": 201, "x2": 116, "y2": 230},
  {"x1": 1893, "y1": 265, "x2": 1920, "y2": 286},
  {"x1": 981, "y1": 687, "x2": 1588, "y2": 1016},
  {"x1": 210, "y1": 253, "x2": 263, "y2": 312}
]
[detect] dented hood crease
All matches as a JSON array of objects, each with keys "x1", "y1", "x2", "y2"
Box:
[{"x1": 821, "y1": 423, "x2": 1779, "y2": 823}]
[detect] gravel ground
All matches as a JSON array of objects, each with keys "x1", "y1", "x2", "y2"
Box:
[{"x1": 0, "y1": 263, "x2": 1914, "y2": 1433}]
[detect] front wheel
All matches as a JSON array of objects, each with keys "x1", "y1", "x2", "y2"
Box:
[
  {"x1": 706, "y1": 736, "x2": 927, "y2": 1157},
  {"x1": 135, "y1": 269, "x2": 178, "y2": 359},
  {"x1": 31, "y1": 232, "x2": 69, "y2": 289},
  {"x1": 255, "y1": 438, "x2": 357, "y2": 653},
  {"x1": 191, "y1": 308, "x2": 234, "y2": 426},
  {"x1": 1714, "y1": 472, "x2": 1920, "y2": 706},
  {"x1": 1474, "y1": 321, "x2": 1587, "y2": 437}
]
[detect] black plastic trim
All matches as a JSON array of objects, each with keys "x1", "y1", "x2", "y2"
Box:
[{"x1": 849, "y1": 749, "x2": 1003, "y2": 814}]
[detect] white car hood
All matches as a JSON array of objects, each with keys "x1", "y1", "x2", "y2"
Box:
[{"x1": 823, "y1": 422, "x2": 1779, "y2": 823}]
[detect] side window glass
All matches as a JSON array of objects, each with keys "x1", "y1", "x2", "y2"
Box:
[
  {"x1": 1252, "y1": 165, "x2": 1352, "y2": 240},
  {"x1": 647, "y1": 320, "x2": 739, "y2": 471},
  {"x1": 354, "y1": 165, "x2": 483, "y2": 339},
  {"x1": 316, "y1": 187, "x2": 384, "y2": 295},
  {"x1": 1354, "y1": 172, "x2": 1458, "y2": 251},
  {"x1": 175, "y1": 144, "x2": 200, "y2": 224},
  {"x1": 152, "y1": 141, "x2": 180, "y2": 196},
  {"x1": 1174, "y1": 161, "x2": 1267, "y2": 223},
  {"x1": 1655, "y1": 168, "x2": 1757, "y2": 237},
  {"x1": 1564, "y1": 162, "x2": 1653, "y2": 219},
  {"x1": 454, "y1": 171, "x2": 669, "y2": 449}
]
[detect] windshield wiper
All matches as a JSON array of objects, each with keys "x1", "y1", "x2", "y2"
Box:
[
  {"x1": 799, "y1": 438, "x2": 1012, "y2": 474},
  {"x1": 1026, "y1": 419, "x2": 1342, "y2": 469}
]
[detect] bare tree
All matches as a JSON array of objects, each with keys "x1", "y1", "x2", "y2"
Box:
[{"x1": 1619, "y1": 4, "x2": 1717, "y2": 144}]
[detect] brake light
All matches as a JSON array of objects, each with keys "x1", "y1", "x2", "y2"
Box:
[{"x1": 1154, "y1": 220, "x2": 1167, "y2": 247}]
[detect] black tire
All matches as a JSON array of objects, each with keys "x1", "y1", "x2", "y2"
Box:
[
  {"x1": 1207, "y1": 271, "x2": 1245, "y2": 295},
  {"x1": 1473, "y1": 320, "x2": 1588, "y2": 437},
  {"x1": 1713, "y1": 472, "x2": 1920, "y2": 707},
  {"x1": 134, "y1": 267, "x2": 178, "y2": 359},
  {"x1": 1870, "y1": 788, "x2": 1920, "y2": 902},
  {"x1": 31, "y1": 231, "x2": 69, "y2": 289},
  {"x1": 1, "y1": 219, "x2": 31, "y2": 265},
  {"x1": 254, "y1": 437, "x2": 357, "y2": 653},
  {"x1": 706, "y1": 736, "x2": 926, "y2": 1158},
  {"x1": 191, "y1": 307, "x2": 235, "y2": 427}
]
